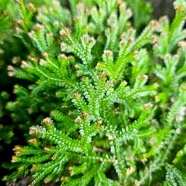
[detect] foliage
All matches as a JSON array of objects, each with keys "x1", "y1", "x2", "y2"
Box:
[
  {"x1": 0, "y1": 0, "x2": 13, "y2": 148},
  {"x1": 125, "y1": 0, "x2": 152, "y2": 30},
  {"x1": 0, "y1": 0, "x2": 186, "y2": 186}
]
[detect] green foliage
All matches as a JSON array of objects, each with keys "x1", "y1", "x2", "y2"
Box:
[
  {"x1": 164, "y1": 165, "x2": 186, "y2": 186},
  {"x1": 0, "y1": 0, "x2": 16, "y2": 148},
  {"x1": 0, "y1": 91, "x2": 14, "y2": 146},
  {"x1": 0, "y1": 5, "x2": 10, "y2": 37},
  {"x1": 125, "y1": 0, "x2": 152, "y2": 30},
  {"x1": 1, "y1": 0, "x2": 186, "y2": 186}
]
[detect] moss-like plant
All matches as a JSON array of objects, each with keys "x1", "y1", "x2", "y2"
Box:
[{"x1": 1, "y1": 0, "x2": 186, "y2": 185}]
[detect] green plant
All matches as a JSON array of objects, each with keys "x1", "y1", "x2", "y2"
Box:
[
  {"x1": 0, "y1": 0, "x2": 14, "y2": 148},
  {"x1": 125, "y1": 0, "x2": 152, "y2": 30},
  {"x1": 1, "y1": 0, "x2": 186, "y2": 185}
]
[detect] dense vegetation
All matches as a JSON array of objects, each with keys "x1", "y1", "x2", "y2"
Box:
[{"x1": 0, "y1": 0, "x2": 186, "y2": 185}]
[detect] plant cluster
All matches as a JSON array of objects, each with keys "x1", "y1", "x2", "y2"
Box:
[{"x1": 0, "y1": 0, "x2": 186, "y2": 185}]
